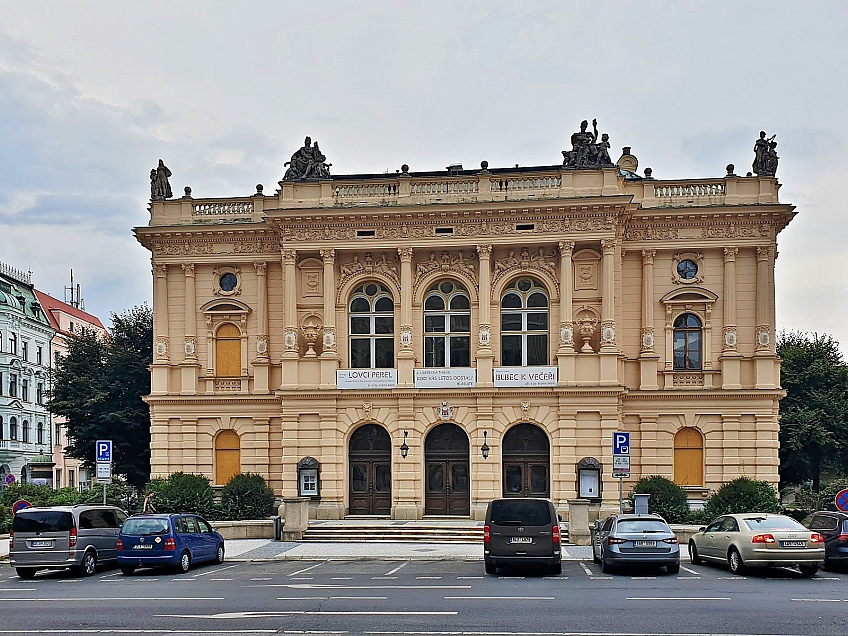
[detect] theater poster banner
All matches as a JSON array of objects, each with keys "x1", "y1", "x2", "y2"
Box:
[
  {"x1": 336, "y1": 368, "x2": 398, "y2": 390},
  {"x1": 493, "y1": 366, "x2": 558, "y2": 387},
  {"x1": 414, "y1": 368, "x2": 477, "y2": 389}
]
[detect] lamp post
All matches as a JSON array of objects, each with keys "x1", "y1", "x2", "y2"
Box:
[
  {"x1": 481, "y1": 430, "x2": 490, "y2": 460},
  {"x1": 400, "y1": 430, "x2": 409, "y2": 459}
]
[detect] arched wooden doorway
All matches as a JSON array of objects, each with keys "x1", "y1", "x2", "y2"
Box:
[
  {"x1": 349, "y1": 424, "x2": 392, "y2": 515},
  {"x1": 503, "y1": 423, "x2": 550, "y2": 498},
  {"x1": 674, "y1": 427, "x2": 704, "y2": 486},
  {"x1": 215, "y1": 430, "x2": 241, "y2": 485},
  {"x1": 424, "y1": 423, "x2": 470, "y2": 516}
]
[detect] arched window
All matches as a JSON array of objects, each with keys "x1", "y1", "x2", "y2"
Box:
[
  {"x1": 37, "y1": 422, "x2": 44, "y2": 445},
  {"x1": 22, "y1": 420, "x2": 29, "y2": 443},
  {"x1": 9, "y1": 333, "x2": 17, "y2": 356},
  {"x1": 215, "y1": 323, "x2": 241, "y2": 377},
  {"x1": 349, "y1": 283, "x2": 394, "y2": 368},
  {"x1": 500, "y1": 277, "x2": 549, "y2": 366},
  {"x1": 673, "y1": 313, "x2": 702, "y2": 370},
  {"x1": 214, "y1": 430, "x2": 241, "y2": 485},
  {"x1": 674, "y1": 427, "x2": 704, "y2": 486},
  {"x1": 424, "y1": 280, "x2": 471, "y2": 367},
  {"x1": 0, "y1": 416, "x2": 4, "y2": 440},
  {"x1": 10, "y1": 417, "x2": 17, "y2": 440}
]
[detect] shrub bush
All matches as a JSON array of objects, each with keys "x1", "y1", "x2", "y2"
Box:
[
  {"x1": 0, "y1": 483, "x2": 55, "y2": 508},
  {"x1": 79, "y1": 483, "x2": 140, "y2": 513},
  {"x1": 219, "y1": 473, "x2": 276, "y2": 520},
  {"x1": 630, "y1": 475, "x2": 692, "y2": 523},
  {"x1": 788, "y1": 477, "x2": 848, "y2": 512},
  {"x1": 702, "y1": 477, "x2": 780, "y2": 519},
  {"x1": 47, "y1": 487, "x2": 84, "y2": 506},
  {"x1": 145, "y1": 472, "x2": 215, "y2": 517}
]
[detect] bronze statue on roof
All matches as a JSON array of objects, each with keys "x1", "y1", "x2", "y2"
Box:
[
  {"x1": 752, "y1": 131, "x2": 778, "y2": 176},
  {"x1": 283, "y1": 136, "x2": 332, "y2": 181},
  {"x1": 562, "y1": 119, "x2": 615, "y2": 169}
]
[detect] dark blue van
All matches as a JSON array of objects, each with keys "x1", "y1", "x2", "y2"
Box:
[{"x1": 117, "y1": 514, "x2": 224, "y2": 574}]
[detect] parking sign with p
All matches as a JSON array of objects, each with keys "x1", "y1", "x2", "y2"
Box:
[
  {"x1": 613, "y1": 432, "x2": 630, "y2": 455},
  {"x1": 96, "y1": 440, "x2": 112, "y2": 463}
]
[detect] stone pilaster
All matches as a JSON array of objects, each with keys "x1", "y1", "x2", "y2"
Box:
[
  {"x1": 319, "y1": 248, "x2": 339, "y2": 389},
  {"x1": 556, "y1": 240, "x2": 576, "y2": 386},
  {"x1": 720, "y1": 247, "x2": 742, "y2": 389},
  {"x1": 281, "y1": 249, "x2": 299, "y2": 389},
  {"x1": 599, "y1": 238, "x2": 618, "y2": 385},
  {"x1": 639, "y1": 249, "x2": 659, "y2": 390},
  {"x1": 253, "y1": 261, "x2": 270, "y2": 394},
  {"x1": 179, "y1": 263, "x2": 200, "y2": 395},
  {"x1": 397, "y1": 247, "x2": 415, "y2": 388},
  {"x1": 151, "y1": 262, "x2": 169, "y2": 395},
  {"x1": 755, "y1": 246, "x2": 778, "y2": 388},
  {"x1": 475, "y1": 244, "x2": 494, "y2": 387}
]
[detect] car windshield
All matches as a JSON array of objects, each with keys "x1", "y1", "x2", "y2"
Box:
[
  {"x1": 616, "y1": 520, "x2": 670, "y2": 533},
  {"x1": 490, "y1": 500, "x2": 552, "y2": 526},
  {"x1": 12, "y1": 510, "x2": 73, "y2": 533},
  {"x1": 743, "y1": 516, "x2": 806, "y2": 531},
  {"x1": 121, "y1": 518, "x2": 171, "y2": 536}
]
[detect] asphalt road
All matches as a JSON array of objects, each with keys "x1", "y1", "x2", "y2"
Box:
[{"x1": 1, "y1": 557, "x2": 846, "y2": 636}]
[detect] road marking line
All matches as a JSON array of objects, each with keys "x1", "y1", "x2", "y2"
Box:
[
  {"x1": 251, "y1": 577, "x2": 273, "y2": 581},
  {"x1": 791, "y1": 598, "x2": 843, "y2": 602},
  {"x1": 291, "y1": 577, "x2": 314, "y2": 580},
  {"x1": 260, "y1": 584, "x2": 471, "y2": 590},
  {"x1": 210, "y1": 578, "x2": 234, "y2": 581},
  {"x1": 384, "y1": 561, "x2": 408, "y2": 576},
  {"x1": 163, "y1": 611, "x2": 457, "y2": 618},
  {"x1": 329, "y1": 596, "x2": 389, "y2": 600},
  {"x1": 456, "y1": 576, "x2": 483, "y2": 579},
  {"x1": 0, "y1": 597, "x2": 225, "y2": 601},
  {"x1": 631, "y1": 576, "x2": 656, "y2": 580},
  {"x1": 717, "y1": 576, "x2": 746, "y2": 580},
  {"x1": 371, "y1": 577, "x2": 398, "y2": 580},
  {"x1": 331, "y1": 577, "x2": 353, "y2": 580},
  {"x1": 627, "y1": 597, "x2": 731, "y2": 601},
  {"x1": 680, "y1": 565, "x2": 701, "y2": 575},
  {"x1": 543, "y1": 576, "x2": 568, "y2": 580},
  {"x1": 289, "y1": 562, "x2": 325, "y2": 576},
  {"x1": 415, "y1": 576, "x2": 442, "y2": 580},
  {"x1": 170, "y1": 578, "x2": 197, "y2": 582},
  {"x1": 0, "y1": 588, "x2": 36, "y2": 592},
  {"x1": 196, "y1": 564, "x2": 239, "y2": 577},
  {"x1": 274, "y1": 596, "x2": 328, "y2": 600},
  {"x1": 590, "y1": 577, "x2": 613, "y2": 580},
  {"x1": 813, "y1": 577, "x2": 841, "y2": 580},
  {"x1": 445, "y1": 596, "x2": 555, "y2": 600},
  {"x1": 677, "y1": 576, "x2": 701, "y2": 580},
  {"x1": 580, "y1": 564, "x2": 594, "y2": 576},
  {"x1": 498, "y1": 576, "x2": 525, "y2": 580}
]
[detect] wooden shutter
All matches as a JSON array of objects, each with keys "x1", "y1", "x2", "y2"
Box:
[
  {"x1": 215, "y1": 324, "x2": 241, "y2": 377},
  {"x1": 673, "y1": 427, "x2": 704, "y2": 486},
  {"x1": 215, "y1": 430, "x2": 241, "y2": 485}
]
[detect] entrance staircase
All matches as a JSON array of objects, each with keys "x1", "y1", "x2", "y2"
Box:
[{"x1": 300, "y1": 519, "x2": 569, "y2": 543}]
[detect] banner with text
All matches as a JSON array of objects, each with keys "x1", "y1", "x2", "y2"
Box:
[
  {"x1": 493, "y1": 366, "x2": 558, "y2": 387},
  {"x1": 414, "y1": 368, "x2": 477, "y2": 389},
  {"x1": 336, "y1": 368, "x2": 398, "y2": 390}
]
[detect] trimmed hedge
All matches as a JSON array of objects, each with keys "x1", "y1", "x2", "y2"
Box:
[
  {"x1": 145, "y1": 472, "x2": 215, "y2": 518},
  {"x1": 630, "y1": 476, "x2": 692, "y2": 524},
  {"x1": 219, "y1": 473, "x2": 275, "y2": 520},
  {"x1": 702, "y1": 477, "x2": 780, "y2": 518}
]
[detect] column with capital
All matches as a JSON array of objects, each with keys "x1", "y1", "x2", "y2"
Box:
[
  {"x1": 755, "y1": 246, "x2": 777, "y2": 388},
  {"x1": 180, "y1": 263, "x2": 201, "y2": 395},
  {"x1": 151, "y1": 262, "x2": 170, "y2": 395},
  {"x1": 599, "y1": 238, "x2": 618, "y2": 384},
  {"x1": 720, "y1": 247, "x2": 742, "y2": 389},
  {"x1": 476, "y1": 244, "x2": 494, "y2": 387},
  {"x1": 281, "y1": 248, "x2": 299, "y2": 389},
  {"x1": 397, "y1": 247, "x2": 415, "y2": 388},
  {"x1": 556, "y1": 240, "x2": 576, "y2": 385},
  {"x1": 639, "y1": 249, "x2": 660, "y2": 390},
  {"x1": 319, "y1": 248, "x2": 339, "y2": 389},
  {"x1": 253, "y1": 261, "x2": 271, "y2": 394}
]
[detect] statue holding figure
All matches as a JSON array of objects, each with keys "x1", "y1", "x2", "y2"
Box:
[
  {"x1": 752, "y1": 131, "x2": 777, "y2": 176},
  {"x1": 150, "y1": 159, "x2": 173, "y2": 200},
  {"x1": 283, "y1": 136, "x2": 332, "y2": 181},
  {"x1": 562, "y1": 119, "x2": 614, "y2": 169}
]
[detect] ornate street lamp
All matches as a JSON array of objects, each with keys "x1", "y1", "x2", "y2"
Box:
[
  {"x1": 481, "y1": 430, "x2": 490, "y2": 460},
  {"x1": 400, "y1": 430, "x2": 409, "y2": 459}
]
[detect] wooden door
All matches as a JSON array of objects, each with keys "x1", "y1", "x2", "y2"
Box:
[
  {"x1": 216, "y1": 324, "x2": 241, "y2": 377},
  {"x1": 424, "y1": 424, "x2": 470, "y2": 516},
  {"x1": 348, "y1": 425, "x2": 392, "y2": 515},
  {"x1": 215, "y1": 430, "x2": 241, "y2": 485},
  {"x1": 674, "y1": 427, "x2": 704, "y2": 486},
  {"x1": 502, "y1": 423, "x2": 550, "y2": 498}
]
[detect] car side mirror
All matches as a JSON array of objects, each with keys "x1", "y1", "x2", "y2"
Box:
[{"x1": 699, "y1": 527, "x2": 706, "y2": 533}]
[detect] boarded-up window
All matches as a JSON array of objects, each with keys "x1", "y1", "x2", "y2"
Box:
[
  {"x1": 215, "y1": 324, "x2": 241, "y2": 377},
  {"x1": 673, "y1": 427, "x2": 703, "y2": 486},
  {"x1": 215, "y1": 429, "x2": 241, "y2": 485}
]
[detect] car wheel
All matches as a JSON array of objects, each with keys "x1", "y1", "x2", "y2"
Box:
[
  {"x1": 75, "y1": 551, "x2": 97, "y2": 577},
  {"x1": 485, "y1": 562, "x2": 496, "y2": 575},
  {"x1": 727, "y1": 548, "x2": 746, "y2": 575},
  {"x1": 178, "y1": 550, "x2": 191, "y2": 574},
  {"x1": 688, "y1": 542, "x2": 702, "y2": 565},
  {"x1": 667, "y1": 562, "x2": 680, "y2": 574},
  {"x1": 601, "y1": 558, "x2": 613, "y2": 574},
  {"x1": 120, "y1": 565, "x2": 136, "y2": 576},
  {"x1": 16, "y1": 568, "x2": 37, "y2": 580},
  {"x1": 549, "y1": 562, "x2": 562, "y2": 576},
  {"x1": 215, "y1": 544, "x2": 225, "y2": 564},
  {"x1": 798, "y1": 564, "x2": 819, "y2": 577}
]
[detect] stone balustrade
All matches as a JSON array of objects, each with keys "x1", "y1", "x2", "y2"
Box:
[
  {"x1": 193, "y1": 200, "x2": 254, "y2": 216},
  {"x1": 490, "y1": 175, "x2": 561, "y2": 193},
  {"x1": 411, "y1": 179, "x2": 479, "y2": 196},
  {"x1": 334, "y1": 182, "x2": 398, "y2": 200},
  {"x1": 653, "y1": 182, "x2": 725, "y2": 199}
]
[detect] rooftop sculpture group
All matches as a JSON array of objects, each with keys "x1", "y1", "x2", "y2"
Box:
[
  {"x1": 562, "y1": 118, "x2": 614, "y2": 169},
  {"x1": 752, "y1": 131, "x2": 779, "y2": 177},
  {"x1": 150, "y1": 159, "x2": 173, "y2": 200},
  {"x1": 283, "y1": 136, "x2": 332, "y2": 181}
]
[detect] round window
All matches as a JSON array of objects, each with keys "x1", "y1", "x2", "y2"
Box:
[
  {"x1": 364, "y1": 283, "x2": 378, "y2": 297},
  {"x1": 219, "y1": 272, "x2": 238, "y2": 292},
  {"x1": 517, "y1": 278, "x2": 532, "y2": 292},
  {"x1": 439, "y1": 281, "x2": 454, "y2": 294},
  {"x1": 677, "y1": 259, "x2": 698, "y2": 280}
]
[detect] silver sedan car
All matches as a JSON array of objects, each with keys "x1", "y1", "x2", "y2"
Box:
[
  {"x1": 688, "y1": 513, "x2": 826, "y2": 576},
  {"x1": 592, "y1": 514, "x2": 680, "y2": 574}
]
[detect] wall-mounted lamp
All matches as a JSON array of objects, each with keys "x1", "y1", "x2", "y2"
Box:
[
  {"x1": 481, "y1": 430, "x2": 490, "y2": 460},
  {"x1": 400, "y1": 430, "x2": 409, "y2": 459}
]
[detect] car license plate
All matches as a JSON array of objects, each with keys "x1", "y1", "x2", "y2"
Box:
[
  {"x1": 509, "y1": 537, "x2": 533, "y2": 544},
  {"x1": 633, "y1": 540, "x2": 657, "y2": 547},
  {"x1": 29, "y1": 541, "x2": 52, "y2": 549},
  {"x1": 781, "y1": 541, "x2": 805, "y2": 548},
  {"x1": 132, "y1": 544, "x2": 154, "y2": 550}
]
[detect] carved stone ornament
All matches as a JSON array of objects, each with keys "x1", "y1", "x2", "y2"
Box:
[
  {"x1": 756, "y1": 326, "x2": 771, "y2": 349},
  {"x1": 559, "y1": 322, "x2": 574, "y2": 347},
  {"x1": 322, "y1": 326, "x2": 336, "y2": 351},
  {"x1": 400, "y1": 325, "x2": 413, "y2": 350},
  {"x1": 479, "y1": 324, "x2": 491, "y2": 347},
  {"x1": 283, "y1": 136, "x2": 331, "y2": 181},
  {"x1": 723, "y1": 327, "x2": 738, "y2": 349},
  {"x1": 576, "y1": 308, "x2": 598, "y2": 353},
  {"x1": 362, "y1": 401, "x2": 373, "y2": 418},
  {"x1": 155, "y1": 336, "x2": 169, "y2": 359},
  {"x1": 414, "y1": 250, "x2": 477, "y2": 287},
  {"x1": 284, "y1": 328, "x2": 298, "y2": 351},
  {"x1": 184, "y1": 336, "x2": 197, "y2": 358},
  {"x1": 339, "y1": 252, "x2": 400, "y2": 286},
  {"x1": 256, "y1": 335, "x2": 268, "y2": 356},
  {"x1": 212, "y1": 266, "x2": 241, "y2": 297},
  {"x1": 601, "y1": 321, "x2": 616, "y2": 345},
  {"x1": 752, "y1": 131, "x2": 778, "y2": 177},
  {"x1": 672, "y1": 253, "x2": 705, "y2": 285},
  {"x1": 301, "y1": 315, "x2": 322, "y2": 357},
  {"x1": 492, "y1": 247, "x2": 558, "y2": 285},
  {"x1": 435, "y1": 401, "x2": 454, "y2": 421},
  {"x1": 640, "y1": 327, "x2": 654, "y2": 351},
  {"x1": 562, "y1": 118, "x2": 614, "y2": 169},
  {"x1": 521, "y1": 400, "x2": 530, "y2": 416}
]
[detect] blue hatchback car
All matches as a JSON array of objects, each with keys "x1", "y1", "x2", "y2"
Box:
[{"x1": 117, "y1": 514, "x2": 225, "y2": 575}]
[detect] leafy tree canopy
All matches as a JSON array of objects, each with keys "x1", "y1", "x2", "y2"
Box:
[{"x1": 49, "y1": 305, "x2": 152, "y2": 489}]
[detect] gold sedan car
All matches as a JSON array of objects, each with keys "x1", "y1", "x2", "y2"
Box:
[{"x1": 688, "y1": 513, "x2": 825, "y2": 576}]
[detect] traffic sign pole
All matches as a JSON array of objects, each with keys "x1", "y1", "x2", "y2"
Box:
[{"x1": 613, "y1": 432, "x2": 631, "y2": 514}]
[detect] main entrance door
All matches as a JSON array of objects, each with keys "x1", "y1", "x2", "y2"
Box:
[
  {"x1": 424, "y1": 423, "x2": 470, "y2": 516},
  {"x1": 503, "y1": 423, "x2": 550, "y2": 498},
  {"x1": 349, "y1": 424, "x2": 392, "y2": 515}
]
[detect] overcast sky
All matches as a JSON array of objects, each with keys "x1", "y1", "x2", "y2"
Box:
[{"x1": 1, "y1": 2, "x2": 846, "y2": 353}]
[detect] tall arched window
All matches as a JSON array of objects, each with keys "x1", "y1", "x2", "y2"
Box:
[
  {"x1": 424, "y1": 280, "x2": 471, "y2": 367},
  {"x1": 215, "y1": 323, "x2": 241, "y2": 377},
  {"x1": 22, "y1": 420, "x2": 29, "y2": 443},
  {"x1": 214, "y1": 429, "x2": 241, "y2": 485},
  {"x1": 674, "y1": 427, "x2": 704, "y2": 486},
  {"x1": 501, "y1": 277, "x2": 549, "y2": 366},
  {"x1": 0, "y1": 416, "x2": 4, "y2": 440},
  {"x1": 37, "y1": 422, "x2": 44, "y2": 445},
  {"x1": 349, "y1": 283, "x2": 394, "y2": 368},
  {"x1": 10, "y1": 417, "x2": 17, "y2": 440},
  {"x1": 673, "y1": 313, "x2": 702, "y2": 370}
]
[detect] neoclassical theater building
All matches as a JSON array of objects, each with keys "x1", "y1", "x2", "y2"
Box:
[{"x1": 135, "y1": 129, "x2": 795, "y2": 520}]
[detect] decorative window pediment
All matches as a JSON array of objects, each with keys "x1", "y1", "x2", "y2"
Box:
[
  {"x1": 200, "y1": 299, "x2": 251, "y2": 315},
  {"x1": 660, "y1": 287, "x2": 718, "y2": 304}
]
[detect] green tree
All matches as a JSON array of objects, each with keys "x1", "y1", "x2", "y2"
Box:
[
  {"x1": 49, "y1": 305, "x2": 153, "y2": 489},
  {"x1": 777, "y1": 332, "x2": 848, "y2": 490},
  {"x1": 630, "y1": 476, "x2": 692, "y2": 524}
]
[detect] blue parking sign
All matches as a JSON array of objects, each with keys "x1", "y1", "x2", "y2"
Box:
[
  {"x1": 613, "y1": 432, "x2": 630, "y2": 455},
  {"x1": 96, "y1": 440, "x2": 112, "y2": 463}
]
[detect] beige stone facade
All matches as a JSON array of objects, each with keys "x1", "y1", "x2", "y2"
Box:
[{"x1": 135, "y1": 150, "x2": 795, "y2": 520}]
